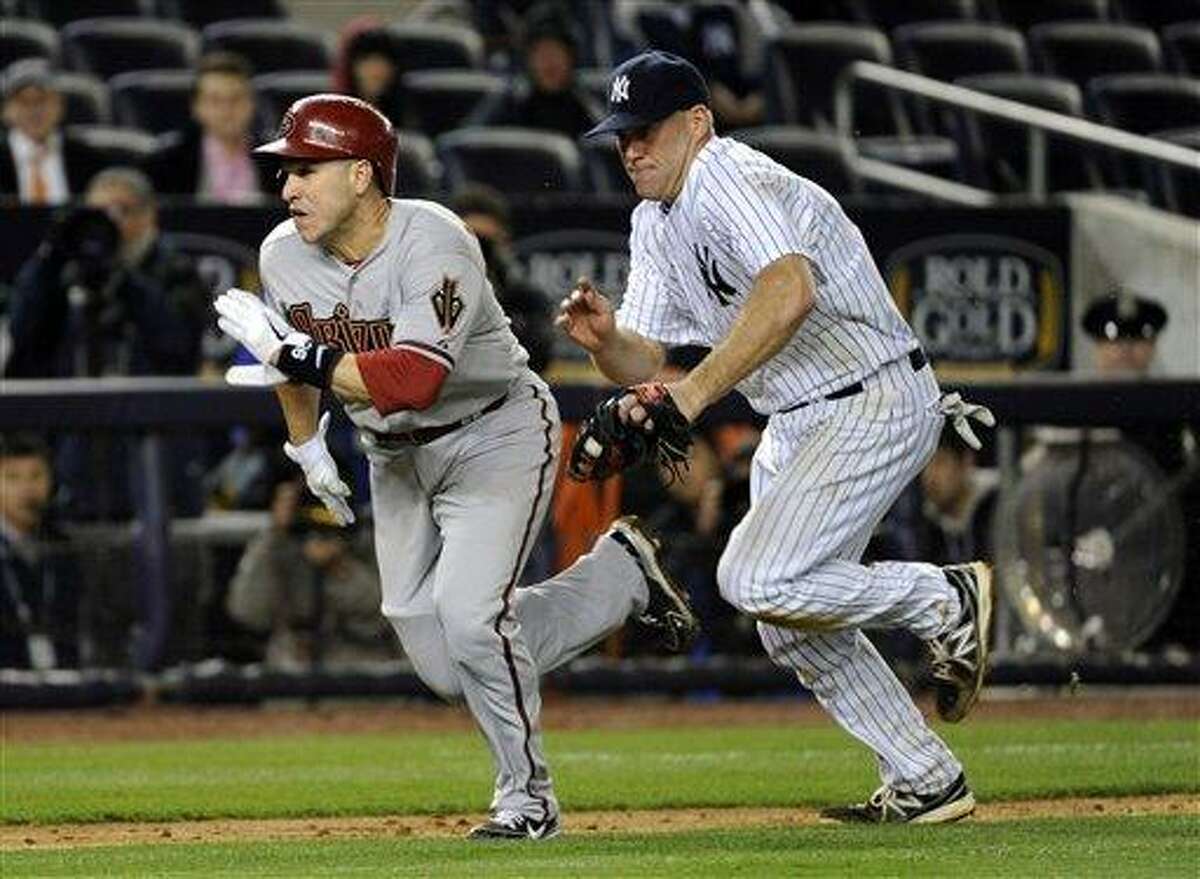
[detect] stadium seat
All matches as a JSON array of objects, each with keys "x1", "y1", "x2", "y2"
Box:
[
  {"x1": 1114, "y1": 0, "x2": 1200, "y2": 30},
  {"x1": 400, "y1": 69, "x2": 506, "y2": 137},
  {"x1": 23, "y1": 0, "x2": 150, "y2": 27},
  {"x1": 384, "y1": 22, "x2": 484, "y2": 72},
  {"x1": 1163, "y1": 22, "x2": 1200, "y2": 76},
  {"x1": 894, "y1": 21, "x2": 1029, "y2": 81},
  {"x1": 611, "y1": 1, "x2": 691, "y2": 58},
  {"x1": 984, "y1": 0, "x2": 1111, "y2": 31},
  {"x1": 581, "y1": 138, "x2": 629, "y2": 194},
  {"x1": 1151, "y1": 126, "x2": 1200, "y2": 216},
  {"x1": 848, "y1": 0, "x2": 979, "y2": 31},
  {"x1": 1087, "y1": 74, "x2": 1200, "y2": 134},
  {"x1": 66, "y1": 123, "x2": 159, "y2": 166},
  {"x1": 0, "y1": 18, "x2": 57, "y2": 69},
  {"x1": 395, "y1": 130, "x2": 440, "y2": 195},
  {"x1": 763, "y1": 24, "x2": 907, "y2": 136},
  {"x1": 109, "y1": 69, "x2": 195, "y2": 135},
  {"x1": 954, "y1": 72, "x2": 1102, "y2": 192},
  {"x1": 1030, "y1": 22, "x2": 1162, "y2": 89},
  {"x1": 775, "y1": 0, "x2": 858, "y2": 24},
  {"x1": 732, "y1": 126, "x2": 861, "y2": 194},
  {"x1": 436, "y1": 127, "x2": 585, "y2": 194},
  {"x1": 156, "y1": 0, "x2": 285, "y2": 28},
  {"x1": 854, "y1": 133, "x2": 966, "y2": 183},
  {"x1": 201, "y1": 19, "x2": 330, "y2": 75},
  {"x1": 61, "y1": 18, "x2": 198, "y2": 79},
  {"x1": 252, "y1": 70, "x2": 332, "y2": 132},
  {"x1": 56, "y1": 72, "x2": 111, "y2": 125}
]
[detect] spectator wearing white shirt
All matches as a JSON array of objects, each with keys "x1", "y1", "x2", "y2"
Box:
[{"x1": 0, "y1": 59, "x2": 106, "y2": 204}]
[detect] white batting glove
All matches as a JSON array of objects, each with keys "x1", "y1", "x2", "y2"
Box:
[
  {"x1": 936, "y1": 392, "x2": 996, "y2": 451},
  {"x1": 283, "y1": 412, "x2": 356, "y2": 526},
  {"x1": 215, "y1": 288, "x2": 307, "y2": 369}
]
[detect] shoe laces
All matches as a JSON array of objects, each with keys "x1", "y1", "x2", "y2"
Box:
[
  {"x1": 929, "y1": 617, "x2": 978, "y2": 684},
  {"x1": 491, "y1": 809, "x2": 528, "y2": 829},
  {"x1": 867, "y1": 785, "x2": 922, "y2": 816}
]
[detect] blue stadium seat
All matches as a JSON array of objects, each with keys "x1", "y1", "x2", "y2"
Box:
[
  {"x1": 109, "y1": 68, "x2": 195, "y2": 134},
  {"x1": 436, "y1": 127, "x2": 584, "y2": 194},
  {"x1": 201, "y1": 19, "x2": 330, "y2": 75},
  {"x1": 62, "y1": 17, "x2": 198, "y2": 79}
]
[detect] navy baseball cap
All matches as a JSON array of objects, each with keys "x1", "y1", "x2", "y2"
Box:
[{"x1": 584, "y1": 50, "x2": 710, "y2": 139}]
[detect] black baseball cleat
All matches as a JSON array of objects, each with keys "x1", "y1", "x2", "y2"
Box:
[
  {"x1": 467, "y1": 810, "x2": 561, "y2": 841},
  {"x1": 820, "y1": 773, "x2": 976, "y2": 824},
  {"x1": 609, "y1": 515, "x2": 699, "y2": 652},
  {"x1": 929, "y1": 561, "x2": 994, "y2": 723}
]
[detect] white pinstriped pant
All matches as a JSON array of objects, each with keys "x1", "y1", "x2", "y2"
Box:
[{"x1": 716, "y1": 355, "x2": 963, "y2": 794}]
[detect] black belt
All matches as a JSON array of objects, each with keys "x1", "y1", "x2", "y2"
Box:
[
  {"x1": 779, "y1": 349, "x2": 927, "y2": 414},
  {"x1": 371, "y1": 393, "x2": 508, "y2": 446}
]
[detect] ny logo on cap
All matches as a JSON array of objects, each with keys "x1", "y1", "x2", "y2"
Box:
[{"x1": 609, "y1": 74, "x2": 630, "y2": 105}]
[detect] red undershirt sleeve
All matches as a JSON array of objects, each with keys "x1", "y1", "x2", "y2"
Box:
[{"x1": 356, "y1": 345, "x2": 451, "y2": 415}]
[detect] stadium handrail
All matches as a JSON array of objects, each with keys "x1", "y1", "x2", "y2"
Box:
[{"x1": 835, "y1": 60, "x2": 1200, "y2": 201}]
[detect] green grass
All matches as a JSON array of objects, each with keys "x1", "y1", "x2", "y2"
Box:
[
  {"x1": 2, "y1": 717, "x2": 1197, "y2": 824},
  {"x1": 2, "y1": 816, "x2": 1197, "y2": 878}
]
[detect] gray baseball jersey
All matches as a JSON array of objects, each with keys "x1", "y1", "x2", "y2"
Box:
[
  {"x1": 618, "y1": 135, "x2": 966, "y2": 795},
  {"x1": 260, "y1": 198, "x2": 526, "y2": 433},
  {"x1": 259, "y1": 196, "x2": 652, "y2": 822}
]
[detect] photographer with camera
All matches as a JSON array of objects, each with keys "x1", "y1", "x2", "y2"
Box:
[{"x1": 5, "y1": 167, "x2": 208, "y2": 379}]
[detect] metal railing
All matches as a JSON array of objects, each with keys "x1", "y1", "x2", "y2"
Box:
[{"x1": 834, "y1": 60, "x2": 1200, "y2": 203}]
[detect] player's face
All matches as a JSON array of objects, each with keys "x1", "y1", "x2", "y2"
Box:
[
  {"x1": 280, "y1": 159, "x2": 364, "y2": 244},
  {"x1": 617, "y1": 108, "x2": 705, "y2": 202}
]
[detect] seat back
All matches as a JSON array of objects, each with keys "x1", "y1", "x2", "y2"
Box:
[
  {"x1": 1030, "y1": 21, "x2": 1162, "y2": 88},
  {"x1": 436, "y1": 127, "x2": 584, "y2": 194},
  {"x1": 385, "y1": 22, "x2": 483, "y2": 72},
  {"x1": 109, "y1": 68, "x2": 195, "y2": 134},
  {"x1": 985, "y1": 0, "x2": 1111, "y2": 31},
  {"x1": 401, "y1": 69, "x2": 505, "y2": 137},
  {"x1": 894, "y1": 21, "x2": 1029, "y2": 81},
  {"x1": 733, "y1": 126, "x2": 861, "y2": 194},
  {"x1": 1087, "y1": 73, "x2": 1200, "y2": 134},
  {"x1": 157, "y1": 0, "x2": 284, "y2": 28},
  {"x1": 1163, "y1": 22, "x2": 1200, "y2": 76},
  {"x1": 764, "y1": 24, "x2": 905, "y2": 136},
  {"x1": 56, "y1": 72, "x2": 111, "y2": 124},
  {"x1": 0, "y1": 18, "x2": 57, "y2": 68},
  {"x1": 849, "y1": 0, "x2": 979, "y2": 30},
  {"x1": 201, "y1": 19, "x2": 330, "y2": 75},
  {"x1": 62, "y1": 17, "x2": 198, "y2": 79},
  {"x1": 67, "y1": 122, "x2": 159, "y2": 166}
]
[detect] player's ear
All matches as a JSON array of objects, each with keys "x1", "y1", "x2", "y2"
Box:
[{"x1": 352, "y1": 159, "x2": 373, "y2": 196}]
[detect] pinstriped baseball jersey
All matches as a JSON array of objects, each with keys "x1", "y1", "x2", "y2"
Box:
[
  {"x1": 259, "y1": 198, "x2": 529, "y2": 433},
  {"x1": 616, "y1": 136, "x2": 917, "y2": 413}
]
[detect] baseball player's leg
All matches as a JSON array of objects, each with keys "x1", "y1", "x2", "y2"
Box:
[
  {"x1": 428, "y1": 387, "x2": 563, "y2": 821},
  {"x1": 717, "y1": 362, "x2": 956, "y2": 637},
  {"x1": 758, "y1": 623, "x2": 962, "y2": 794},
  {"x1": 370, "y1": 455, "x2": 463, "y2": 701}
]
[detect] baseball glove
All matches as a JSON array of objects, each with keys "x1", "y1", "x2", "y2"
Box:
[{"x1": 568, "y1": 383, "x2": 693, "y2": 483}]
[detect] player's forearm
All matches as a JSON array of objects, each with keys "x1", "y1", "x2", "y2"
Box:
[
  {"x1": 274, "y1": 382, "x2": 322, "y2": 444},
  {"x1": 673, "y1": 254, "x2": 814, "y2": 419},
  {"x1": 590, "y1": 328, "x2": 665, "y2": 385}
]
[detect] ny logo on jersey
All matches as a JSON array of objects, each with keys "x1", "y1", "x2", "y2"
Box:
[
  {"x1": 431, "y1": 275, "x2": 464, "y2": 333},
  {"x1": 609, "y1": 74, "x2": 630, "y2": 105},
  {"x1": 693, "y1": 244, "x2": 737, "y2": 306}
]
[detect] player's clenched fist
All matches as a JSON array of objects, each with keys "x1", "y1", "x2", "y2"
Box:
[{"x1": 555, "y1": 278, "x2": 615, "y2": 353}]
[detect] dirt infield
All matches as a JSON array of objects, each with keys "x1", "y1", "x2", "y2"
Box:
[
  {"x1": 3, "y1": 795, "x2": 1195, "y2": 850},
  {"x1": 3, "y1": 691, "x2": 1197, "y2": 851}
]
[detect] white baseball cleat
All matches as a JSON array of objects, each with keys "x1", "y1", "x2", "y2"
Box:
[{"x1": 820, "y1": 773, "x2": 976, "y2": 824}]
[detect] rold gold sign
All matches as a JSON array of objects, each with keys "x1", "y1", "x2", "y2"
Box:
[{"x1": 885, "y1": 235, "x2": 1066, "y2": 370}]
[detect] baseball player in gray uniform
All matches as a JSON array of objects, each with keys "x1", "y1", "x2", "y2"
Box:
[
  {"x1": 558, "y1": 52, "x2": 996, "y2": 824},
  {"x1": 215, "y1": 94, "x2": 697, "y2": 841}
]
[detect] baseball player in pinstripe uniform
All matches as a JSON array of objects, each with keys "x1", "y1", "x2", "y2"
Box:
[
  {"x1": 214, "y1": 94, "x2": 697, "y2": 841},
  {"x1": 558, "y1": 52, "x2": 996, "y2": 824}
]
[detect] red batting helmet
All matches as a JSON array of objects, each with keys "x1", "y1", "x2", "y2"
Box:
[{"x1": 254, "y1": 94, "x2": 398, "y2": 195}]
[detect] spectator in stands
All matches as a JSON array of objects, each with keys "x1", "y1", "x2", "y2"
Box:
[
  {"x1": 331, "y1": 17, "x2": 405, "y2": 127},
  {"x1": 450, "y1": 183, "x2": 554, "y2": 374},
  {"x1": 0, "y1": 59, "x2": 106, "y2": 205},
  {"x1": 0, "y1": 433, "x2": 83, "y2": 670},
  {"x1": 1081, "y1": 289, "x2": 1168, "y2": 377},
  {"x1": 5, "y1": 167, "x2": 208, "y2": 378},
  {"x1": 686, "y1": 3, "x2": 764, "y2": 130},
  {"x1": 469, "y1": 1, "x2": 601, "y2": 138},
  {"x1": 226, "y1": 478, "x2": 392, "y2": 670},
  {"x1": 144, "y1": 52, "x2": 273, "y2": 203},
  {"x1": 917, "y1": 426, "x2": 1000, "y2": 566}
]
